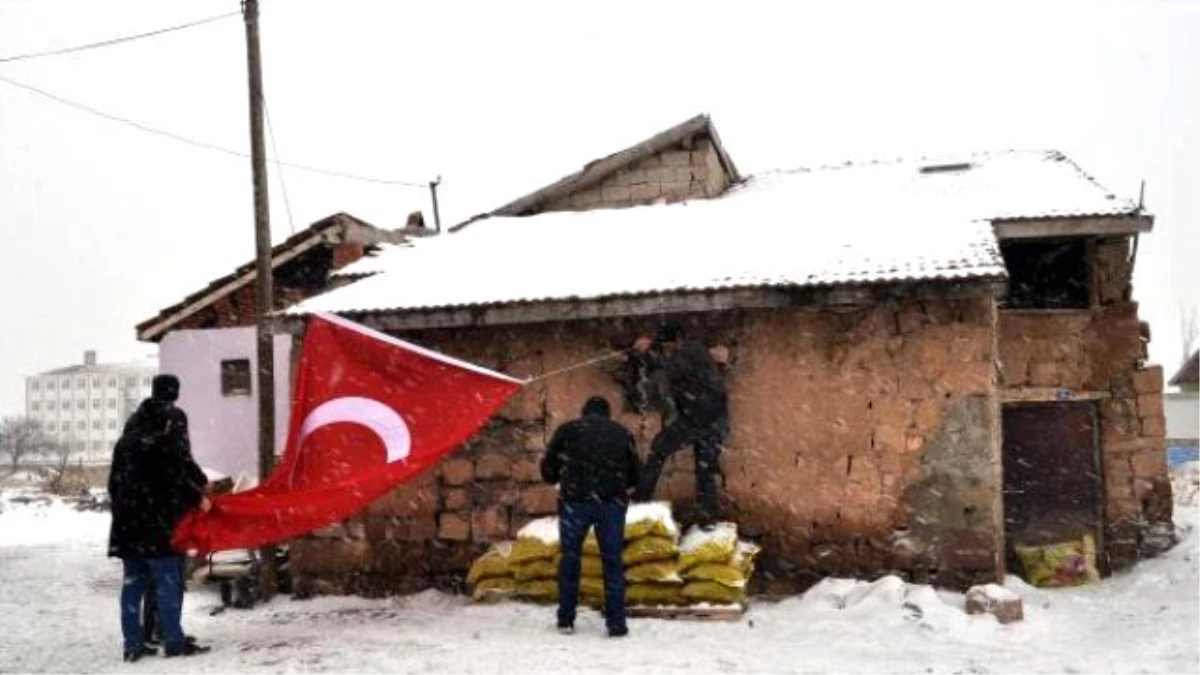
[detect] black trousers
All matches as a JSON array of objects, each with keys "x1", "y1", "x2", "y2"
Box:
[{"x1": 634, "y1": 419, "x2": 726, "y2": 523}]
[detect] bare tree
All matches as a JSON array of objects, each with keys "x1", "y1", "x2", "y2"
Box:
[
  {"x1": 0, "y1": 416, "x2": 57, "y2": 473},
  {"x1": 1181, "y1": 303, "x2": 1199, "y2": 364}
]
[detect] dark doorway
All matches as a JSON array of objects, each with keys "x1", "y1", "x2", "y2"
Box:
[{"x1": 1002, "y1": 402, "x2": 1104, "y2": 573}]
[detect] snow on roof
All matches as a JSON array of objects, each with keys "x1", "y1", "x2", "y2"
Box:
[{"x1": 288, "y1": 150, "x2": 1131, "y2": 317}]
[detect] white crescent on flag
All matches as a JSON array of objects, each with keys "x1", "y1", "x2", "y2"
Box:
[{"x1": 297, "y1": 396, "x2": 413, "y2": 464}]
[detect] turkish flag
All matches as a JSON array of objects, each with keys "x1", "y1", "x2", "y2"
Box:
[{"x1": 172, "y1": 313, "x2": 524, "y2": 554}]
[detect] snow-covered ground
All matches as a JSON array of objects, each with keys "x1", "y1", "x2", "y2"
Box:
[{"x1": 1, "y1": 469, "x2": 1196, "y2": 675}]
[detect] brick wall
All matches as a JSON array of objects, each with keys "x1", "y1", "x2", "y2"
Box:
[
  {"x1": 290, "y1": 294, "x2": 1004, "y2": 595},
  {"x1": 996, "y1": 234, "x2": 1172, "y2": 570},
  {"x1": 543, "y1": 136, "x2": 731, "y2": 213}
]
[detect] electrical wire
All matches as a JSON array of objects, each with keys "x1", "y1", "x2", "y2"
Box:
[
  {"x1": 263, "y1": 98, "x2": 295, "y2": 234},
  {"x1": 0, "y1": 73, "x2": 429, "y2": 188},
  {"x1": 0, "y1": 11, "x2": 240, "y2": 63}
]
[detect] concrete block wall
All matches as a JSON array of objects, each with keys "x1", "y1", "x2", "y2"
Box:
[{"x1": 544, "y1": 135, "x2": 731, "y2": 213}]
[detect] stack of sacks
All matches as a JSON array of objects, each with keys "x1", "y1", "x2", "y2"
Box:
[
  {"x1": 579, "y1": 501, "x2": 684, "y2": 607},
  {"x1": 508, "y1": 517, "x2": 561, "y2": 602},
  {"x1": 466, "y1": 541, "x2": 515, "y2": 602},
  {"x1": 678, "y1": 523, "x2": 761, "y2": 605}
]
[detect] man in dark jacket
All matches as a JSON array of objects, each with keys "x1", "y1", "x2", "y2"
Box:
[
  {"x1": 631, "y1": 320, "x2": 729, "y2": 528},
  {"x1": 108, "y1": 374, "x2": 210, "y2": 661},
  {"x1": 541, "y1": 396, "x2": 640, "y2": 638}
]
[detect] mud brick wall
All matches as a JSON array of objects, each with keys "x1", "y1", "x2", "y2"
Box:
[
  {"x1": 544, "y1": 136, "x2": 730, "y2": 212},
  {"x1": 723, "y1": 297, "x2": 1001, "y2": 592},
  {"x1": 996, "y1": 235, "x2": 1172, "y2": 570},
  {"x1": 290, "y1": 294, "x2": 1003, "y2": 596}
]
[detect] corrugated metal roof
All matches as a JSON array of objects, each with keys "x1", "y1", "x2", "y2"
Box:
[{"x1": 287, "y1": 150, "x2": 1136, "y2": 317}]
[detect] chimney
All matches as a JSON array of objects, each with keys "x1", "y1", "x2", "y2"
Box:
[
  {"x1": 84, "y1": 350, "x2": 97, "y2": 367},
  {"x1": 400, "y1": 211, "x2": 435, "y2": 238}
]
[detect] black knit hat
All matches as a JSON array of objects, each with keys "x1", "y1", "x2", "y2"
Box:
[
  {"x1": 654, "y1": 319, "x2": 685, "y2": 344},
  {"x1": 151, "y1": 374, "x2": 181, "y2": 403},
  {"x1": 580, "y1": 395, "x2": 611, "y2": 418}
]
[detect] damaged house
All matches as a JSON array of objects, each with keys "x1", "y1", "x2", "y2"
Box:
[{"x1": 139, "y1": 115, "x2": 1174, "y2": 595}]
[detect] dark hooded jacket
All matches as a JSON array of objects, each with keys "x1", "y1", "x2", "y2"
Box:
[
  {"x1": 650, "y1": 337, "x2": 728, "y2": 432},
  {"x1": 107, "y1": 395, "x2": 207, "y2": 558},
  {"x1": 541, "y1": 397, "x2": 641, "y2": 503}
]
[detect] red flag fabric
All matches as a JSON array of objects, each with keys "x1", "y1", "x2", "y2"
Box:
[{"x1": 172, "y1": 312, "x2": 523, "y2": 554}]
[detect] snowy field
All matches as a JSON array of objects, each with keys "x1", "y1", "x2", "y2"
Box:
[{"x1": 0, "y1": 468, "x2": 1196, "y2": 675}]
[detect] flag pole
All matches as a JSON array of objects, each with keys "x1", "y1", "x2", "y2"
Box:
[{"x1": 242, "y1": 0, "x2": 277, "y2": 602}]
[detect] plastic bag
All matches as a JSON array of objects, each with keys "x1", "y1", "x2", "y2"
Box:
[
  {"x1": 466, "y1": 542, "x2": 513, "y2": 585},
  {"x1": 682, "y1": 562, "x2": 746, "y2": 588},
  {"x1": 622, "y1": 536, "x2": 678, "y2": 566},
  {"x1": 627, "y1": 582, "x2": 685, "y2": 606},
  {"x1": 1014, "y1": 533, "x2": 1100, "y2": 588},
  {"x1": 512, "y1": 558, "x2": 559, "y2": 581},
  {"x1": 679, "y1": 523, "x2": 737, "y2": 571},
  {"x1": 681, "y1": 579, "x2": 746, "y2": 604},
  {"x1": 470, "y1": 576, "x2": 516, "y2": 602},
  {"x1": 625, "y1": 560, "x2": 684, "y2": 584}
]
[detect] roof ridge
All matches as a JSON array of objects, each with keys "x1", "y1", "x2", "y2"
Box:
[{"x1": 754, "y1": 148, "x2": 1062, "y2": 178}]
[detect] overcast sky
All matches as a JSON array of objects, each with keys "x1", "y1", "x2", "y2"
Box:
[{"x1": 0, "y1": 0, "x2": 1196, "y2": 416}]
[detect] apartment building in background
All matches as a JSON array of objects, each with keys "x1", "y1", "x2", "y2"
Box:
[{"x1": 24, "y1": 350, "x2": 157, "y2": 464}]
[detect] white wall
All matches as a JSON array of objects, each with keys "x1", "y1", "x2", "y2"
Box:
[
  {"x1": 1166, "y1": 392, "x2": 1199, "y2": 441},
  {"x1": 160, "y1": 327, "x2": 292, "y2": 482}
]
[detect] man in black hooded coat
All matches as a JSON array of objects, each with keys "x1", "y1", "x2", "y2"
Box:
[
  {"x1": 107, "y1": 374, "x2": 210, "y2": 661},
  {"x1": 541, "y1": 395, "x2": 640, "y2": 638},
  {"x1": 630, "y1": 320, "x2": 729, "y2": 527}
]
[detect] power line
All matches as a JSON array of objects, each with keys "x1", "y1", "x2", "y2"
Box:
[
  {"x1": 263, "y1": 98, "x2": 296, "y2": 235},
  {"x1": 0, "y1": 73, "x2": 429, "y2": 188},
  {"x1": 0, "y1": 11, "x2": 240, "y2": 64}
]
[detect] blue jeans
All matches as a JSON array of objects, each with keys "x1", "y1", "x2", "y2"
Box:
[
  {"x1": 121, "y1": 557, "x2": 186, "y2": 653},
  {"x1": 558, "y1": 498, "x2": 627, "y2": 632}
]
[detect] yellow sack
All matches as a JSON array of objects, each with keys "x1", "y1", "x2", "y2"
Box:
[
  {"x1": 626, "y1": 583, "x2": 685, "y2": 607},
  {"x1": 512, "y1": 558, "x2": 559, "y2": 581},
  {"x1": 681, "y1": 580, "x2": 746, "y2": 604},
  {"x1": 579, "y1": 554, "x2": 604, "y2": 577},
  {"x1": 683, "y1": 563, "x2": 746, "y2": 588},
  {"x1": 625, "y1": 560, "x2": 684, "y2": 584},
  {"x1": 466, "y1": 542, "x2": 513, "y2": 585},
  {"x1": 623, "y1": 536, "x2": 678, "y2": 566},
  {"x1": 515, "y1": 579, "x2": 559, "y2": 601},
  {"x1": 731, "y1": 540, "x2": 762, "y2": 575},
  {"x1": 625, "y1": 502, "x2": 679, "y2": 540},
  {"x1": 679, "y1": 522, "x2": 738, "y2": 572},
  {"x1": 511, "y1": 517, "x2": 560, "y2": 564},
  {"x1": 470, "y1": 576, "x2": 516, "y2": 602},
  {"x1": 580, "y1": 576, "x2": 605, "y2": 600},
  {"x1": 1015, "y1": 533, "x2": 1100, "y2": 588},
  {"x1": 583, "y1": 532, "x2": 602, "y2": 556}
]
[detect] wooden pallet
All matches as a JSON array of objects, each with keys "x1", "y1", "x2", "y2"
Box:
[{"x1": 627, "y1": 603, "x2": 748, "y2": 621}]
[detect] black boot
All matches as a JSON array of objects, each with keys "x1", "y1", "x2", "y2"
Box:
[
  {"x1": 164, "y1": 642, "x2": 211, "y2": 657},
  {"x1": 122, "y1": 645, "x2": 157, "y2": 663}
]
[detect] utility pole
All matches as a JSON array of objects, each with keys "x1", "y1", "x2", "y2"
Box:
[
  {"x1": 428, "y1": 177, "x2": 442, "y2": 234},
  {"x1": 242, "y1": 0, "x2": 277, "y2": 601}
]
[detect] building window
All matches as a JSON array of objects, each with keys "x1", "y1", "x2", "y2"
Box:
[
  {"x1": 142, "y1": 376, "x2": 151, "y2": 386},
  {"x1": 74, "y1": 441, "x2": 85, "y2": 452},
  {"x1": 92, "y1": 376, "x2": 101, "y2": 387},
  {"x1": 92, "y1": 399, "x2": 101, "y2": 409},
  {"x1": 1000, "y1": 239, "x2": 1090, "y2": 310},
  {"x1": 30, "y1": 381, "x2": 40, "y2": 391},
  {"x1": 92, "y1": 419, "x2": 101, "y2": 430},
  {"x1": 76, "y1": 420, "x2": 86, "y2": 431},
  {"x1": 76, "y1": 377, "x2": 85, "y2": 388},
  {"x1": 221, "y1": 359, "x2": 253, "y2": 396},
  {"x1": 108, "y1": 398, "x2": 116, "y2": 409},
  {"x1": 61, "y1": 421, "x2": 69, "y2": 431},
  {"x1": 92, "y1": 440, "x2": 104, "y2": 451},
  {"x1": 47, "y1": 400, "x2": 56, "y2": 411},
  {"x1": 108, "y1": 419, "x2": 117, "y2": 430},
  {"x1": 76, "y1": 399, "x2": 85, "y2": 410},
  {"x1": 31, "y1": 402, "x2": 40, "y2": 412},
  {"x1": 107, "y1": 377, "x2": 116, "y2": 388},
  {"x1": 126, "y1": 377, "x2": 137, "y2": 388}
]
